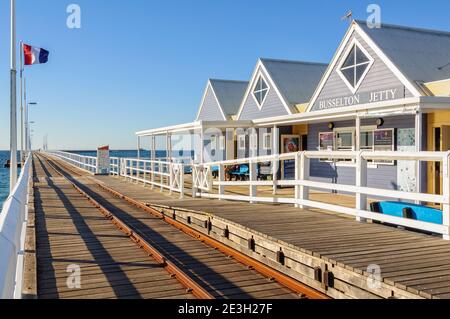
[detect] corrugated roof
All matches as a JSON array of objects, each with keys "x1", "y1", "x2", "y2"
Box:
[
  {"x1": 260, "y1": 58, "x2": 328, "y2": 106},
  {"x1": 356, "y1": 20, "x2": 450, "y2": 93},
  {"x1": 209, "y1": 79, "x2": 248, "y2": 117}
]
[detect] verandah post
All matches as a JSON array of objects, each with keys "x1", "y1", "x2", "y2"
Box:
[
  {"x1": 356, "y1": 151, "x2": 368, "y2": 223},
  {"x1": 249, "y1": 159, "x2": 257, "y2": 204},
  {"x1": 169, "y1": 162, "x2": 174, "y2": 195},
  {"x1": 443, "y1": 153, "x2": 450, "y2": 240},
  {"x1": 192, "y1": 163, "x2": 198, "y2": 198},
  {"x1": 179, "y1": 164, "x2": 185, "y2": 199}
]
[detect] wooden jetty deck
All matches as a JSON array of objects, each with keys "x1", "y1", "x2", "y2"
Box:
[
  {"x1": 28, "y1": 154, "x2": 308, "y2": 299},
  {"x1": 93, "y1": 175, "x2": 450, "y2": 299}
]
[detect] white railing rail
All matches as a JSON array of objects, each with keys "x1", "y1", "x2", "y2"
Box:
[
  {"x1": 48, "y1": 151, "x2": 97, "y2": 174},
  {"x1": 119, "y1": 158, "x2": 185, "y2": 198},
  {"x1": 193, "y1": 150, "x2": 450, "y2": 238},
  {"x1": 0, "y1": 155, "x2": 32, "y2": 299}
]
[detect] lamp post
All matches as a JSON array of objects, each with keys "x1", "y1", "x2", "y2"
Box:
[
  {"x1": 9, "y1": 0, "x2": 17, "y2": 192},
  {"x1": 29, "y1": 122, "x2": 35, "y2": 151},
  {"x1": 26, "y1": 102, "x2": 37, "y2": 155}
]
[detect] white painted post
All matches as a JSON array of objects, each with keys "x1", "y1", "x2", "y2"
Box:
[
  {"x1": 272, "y1": 126, "x2": 279, "y2": 195},
  {"x1": 159, "y1": 161, "x2": 163, "y2": 192},
  {"x1": 169, "y1": 162, "x2": 174, "y2": 195},
  {"x1": 249, "y1": 159, "x2": 257, "y2": 204},
  {"x1": 443, "y1": 153, "x2": 450, "y2": 240},
  {"x1": 415, "y1": 111, "x2": 423, "y2": 204},
  {"x1": 200, "y1": 127, "x2": 205, "y2": 164},
  {"x1": 151, "y1": 136, "x2": 156, "y2": 189},
  {"x1": 179, "y1": 164, "x2": 185, "y2": 199},
  {"x1": 218, "y1": 164, "x2": 225, "y2": 200},
  {"x1": 137, "y1": 136, "x2": 141, "y2": 159},
  {"x1": 300, "y1": 152, "x2": 310, "y2": 209},
  {"x1": 295, "y1": 152, "x2": 301, "y2": 208},
  {"x1": 356, "y1": 151, "x2": 368, "y2": 223},
  {"x1": 192, "y1": 164, "x2": 198, "y2": 198},
  {"x1": 355, "y1": 115, "x2": 361, "y2": 152}
]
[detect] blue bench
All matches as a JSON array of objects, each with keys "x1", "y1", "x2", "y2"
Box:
[
  {"x1": 230, "y1": 165, "x2": 250, "y2": 180},
  {"x1": 370, "y1": 201, "x2": 443, "y2": 225}
]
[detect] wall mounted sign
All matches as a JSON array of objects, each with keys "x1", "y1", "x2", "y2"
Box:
[{"x1": 312, "y1": 85, "x2": 405, "y2": 111}]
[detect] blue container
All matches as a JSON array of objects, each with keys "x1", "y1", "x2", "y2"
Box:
[{"x1": 373, "y1": 201, "x2": 443, "y2": 225}]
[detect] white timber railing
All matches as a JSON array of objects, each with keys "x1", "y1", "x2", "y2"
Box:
[
  {"x1": 48, "y1": 151, "x2": 97, "y2": 174},
  {"x1": 0, "y1": 155, "x2": 32, "y2": 299},
  {"x1": 119, "y1": 158, "x2": 185, "y2": 197},
  {"x1": 110, "y1": 157, "x2": 120, "y2": 176},
  {"x1": 193, "y1": 151, "x2": 450, "y2": 239}
]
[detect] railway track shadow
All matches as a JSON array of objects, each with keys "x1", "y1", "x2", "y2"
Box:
[{"x1": 34, "y1": 156, "x2": 150, "y2": 299}]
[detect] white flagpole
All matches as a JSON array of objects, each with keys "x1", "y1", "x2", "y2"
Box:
[
  {"x1": 10, "y1": 0, "x2": 18, "y2": 192},
  {"x1": 20, "y1": 40, "x2": 24, "y2": 163},
  {"x1": 24, "y1": 78, "x2": 28, "y2": 154}
]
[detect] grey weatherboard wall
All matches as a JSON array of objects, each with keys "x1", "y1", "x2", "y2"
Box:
[
  {"x1": 307, "y1": 116, "x2": 428, "y2": 194},
  {"x1": 197, "y1": 86, "x2": 225, "y2": 121},
  {"x1": 239, "y1": 67, "x2": 289, "y2": 121},
  {"x1": 311, "y1": 31, "x2": 413, "y2": 111}
]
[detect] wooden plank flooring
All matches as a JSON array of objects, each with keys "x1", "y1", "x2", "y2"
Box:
[
  {"x1": 32, "y1": 155, "x2": 301, "y2": 299},
  {"x1": 93, "y1": 174, "x2": 450, "y2": 299}
]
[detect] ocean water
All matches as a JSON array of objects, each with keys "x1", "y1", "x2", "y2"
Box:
[{"x1": 0, "y1": 151, "x2": 20, "y2": 211}]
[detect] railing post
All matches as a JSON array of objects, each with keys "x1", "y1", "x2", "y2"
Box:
[
  {"x1": 295, "y1": 152, "x2": 301, "y2": 208},
  {"x1": 169, "y1": 163, "x2": 174, "y2": 195},
  {"x1": 300, "y1": 152, "x2": 310, "y2": 209},
  {"x1": 249, "y1": 159, "x2": 257, "y2": 204},
  {"x1": 218, "y1": 164, "x2": 225, "y2": 200},
  {"x1": 179, "y1": 164, "x2": 185, "y2": 199},
  {"x1": 159, "y1": 161, "x2": 163, "y2": 192},
  {"x1": 443, "y1": 153, "x2": 450, "y2": 240},
  {"x1": 356, "y1": 151, "x2": 368, "y2": 223},
  {"x1": 143, "y1": 161, "x2": 147, "y2": 187},
  {"x1": 151, "y1": 160, "x2": 155, "y2": 189},
  {"x1": 192, "y1": 165, "x2": 198, "y2": 198}
]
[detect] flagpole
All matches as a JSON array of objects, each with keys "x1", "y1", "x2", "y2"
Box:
[
  {"x1": 24, "y1": 78, "x2": 28, "y2": 155},
  {"x1": 20, "y1": 40, "x2": 24, "y2": 164},
  {"x1": 10, "y1": 0, "x2": 18, "y2": 192}
]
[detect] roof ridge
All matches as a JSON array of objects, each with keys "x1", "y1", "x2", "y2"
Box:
[
  {"x1": 354, "y1": 19, "x2": 450, "y2": 37},
  {"x1": 260, "y1": 58, "x2": 328, "y2": 66},
  {"x1": 209, "y1": 78, "x2": 248, "y2": 84}
]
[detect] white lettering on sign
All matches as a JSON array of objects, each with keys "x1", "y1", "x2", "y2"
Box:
[{"x1": 314, "y1": 87, "x2": 403, "y2": 111}]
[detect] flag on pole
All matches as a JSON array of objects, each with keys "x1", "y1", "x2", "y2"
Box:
[{"x1": 23, "y1": 44, "x2": 49, "y2": 65}]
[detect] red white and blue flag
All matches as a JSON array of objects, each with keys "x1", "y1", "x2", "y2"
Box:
[{"x1": 23, "y1": 44, "x2": 49, "y2": 66}]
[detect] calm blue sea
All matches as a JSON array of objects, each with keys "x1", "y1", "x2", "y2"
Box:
[{"x1": 0, "y1": 151, "x2": 20, "y2": 211}]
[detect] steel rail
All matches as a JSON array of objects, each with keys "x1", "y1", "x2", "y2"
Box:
[
  {"x1": 37, "y1": 154, "x2": 214, "y2": 300},
  {"x1": 95, "y1": 177, "x2": 329, "y2": 299},
  {"x1": 41, "y1": 153, "x2": 329, "y2": 299}
]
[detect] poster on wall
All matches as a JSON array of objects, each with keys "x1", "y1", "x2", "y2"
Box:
[
  {"x1": 397, "y1": 128, "x2": 417, "y2": 193},
  {"x1": 281, "y1": 135, "x2": 301, "y2": 180},
  {"x1": 319, "y1": 132, "x2": 334, "y2": 151},
  {"x1": 97, "y1": 145, "x2": 110, "y2": 175}
]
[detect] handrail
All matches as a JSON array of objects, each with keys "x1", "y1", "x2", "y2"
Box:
[
  {"x1": 0, "y1": 154, "x2": 32, "y2": 299},
  {"x1": 48, "y1": 151, "x2": 97, "y2": 174}
]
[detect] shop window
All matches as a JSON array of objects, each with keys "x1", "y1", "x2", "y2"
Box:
[
  {"x1": 263, "y1": 133, "x2": 272, "y2": 150},
  {"x1": 253, "y1": 76, "x2": 269, "y2": 108},
  {"x1": 211, "y1": 136, "x2": 217, "y2": 151},
  {"x1": 219, "y1": 136, "x2": 225, "y2": 150}
]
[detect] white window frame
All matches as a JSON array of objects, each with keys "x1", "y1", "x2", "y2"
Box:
[
  {"x1": 318, "y1": 125, "x2": 394, "y2": 167},
  {"x1": 262, "y1": 133, "x2": 272, "y2": 151},
  {"x1": 238, "y1": 135, "x2": 246, "y2": 150},
  {"x1": 252, "y1": 73, "x2": 270, "y2": 110},
  {"x1": 336, "y1": 38, "x2": 375, "y2": 94}
]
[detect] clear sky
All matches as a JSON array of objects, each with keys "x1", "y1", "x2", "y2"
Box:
[{"x1": 0, "y1": 0, "x2": 449, "y2": 150}]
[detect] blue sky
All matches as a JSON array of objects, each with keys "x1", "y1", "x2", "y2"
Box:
[{"x1": 0, "y1": 0, "x2": 449, "y2": 150}]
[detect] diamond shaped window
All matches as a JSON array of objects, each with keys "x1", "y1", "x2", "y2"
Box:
[
  {"x1": 253, "y1": 76, "x2": 269, "y2": 107},
  {"x1": 339, "y1": 43, "x2": 372, "y2": 90}
]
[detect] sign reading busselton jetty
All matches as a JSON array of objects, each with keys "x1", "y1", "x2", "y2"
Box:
[{"x1": 312, "y1": 85, "x2": 405, "y2": 111}]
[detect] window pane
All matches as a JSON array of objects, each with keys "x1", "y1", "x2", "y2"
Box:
[
  {"x1": 260, "y1": 78, "x2": 268, "y2": 90},
  {"x1": 337, "y1": 132, "x2": 353, "y2": 148},
  {"x1": 260, "y1": 89, "x2": 268, "y2": 103},
  {"x1": 355, "y1": 46, "x2": 369, "y2": 64},
  {"x1": 355, "y1": 64, "x2": 368, "y2": 85},
  {"x1": 360, "y1": 131, "x2": 373, "y2": 149},
  {"x1": 342, "y1": 46, "x2": 355, "y2": 68},
  {"x1": 341, "y1": 67, "x2": 355, "y2": 87}
]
